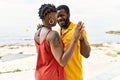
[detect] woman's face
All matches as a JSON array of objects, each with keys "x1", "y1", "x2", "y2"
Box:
[
  {"x1": 44, "y1": 12, "x2": 57, "y2": 27},
  {"x1": 46, "y1": 12, "x2": 57, "y2": 27}
]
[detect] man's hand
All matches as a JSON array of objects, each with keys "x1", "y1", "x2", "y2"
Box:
[
  {"x1": 74, "y1": 21, "x2": 84, "y2": 41},
  {"x1": 37, "y1": 24, "x2": 42, "y2": 30}
]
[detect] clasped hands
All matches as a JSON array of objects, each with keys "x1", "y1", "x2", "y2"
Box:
[{"x1": 74, "y1": 21, "x2": 84, "y2": 41}]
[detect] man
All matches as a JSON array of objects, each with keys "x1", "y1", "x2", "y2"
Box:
[{"x1": 57, "y1": 5, "x2": 91, "y2": 80}]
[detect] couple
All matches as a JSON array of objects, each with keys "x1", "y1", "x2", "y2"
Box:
[{"x1": 34, "y1": 4, "x2": 91, "y2": 80}]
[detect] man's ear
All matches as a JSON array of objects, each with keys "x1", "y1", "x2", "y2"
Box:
[{"x1": 68, "y1": 13, "x2": 70, "y2": 18}]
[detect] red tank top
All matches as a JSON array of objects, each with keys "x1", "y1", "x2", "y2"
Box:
[{"x1": 34, "y1": 30, "x2": 64, "y2": 80}]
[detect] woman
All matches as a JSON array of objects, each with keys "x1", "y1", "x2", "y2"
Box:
[{"x1": 34, "y1": 4, "x2": 84, "y2": 80}]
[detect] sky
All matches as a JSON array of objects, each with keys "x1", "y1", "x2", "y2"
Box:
[{"x1": 0, "y1": 0, "x2": 120, "y2": 34}]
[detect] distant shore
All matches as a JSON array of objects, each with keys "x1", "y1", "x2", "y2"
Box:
[{"x1": 106, "y1": 30, "x2": 120, "y2": 35}]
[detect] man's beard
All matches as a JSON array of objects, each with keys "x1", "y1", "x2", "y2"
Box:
[
  {"x1": 59, "y1": 17, "x2": 70, "y2": 28},
  {"x1": 63, "y1": 18, "x2": 70, "y2": 28}
]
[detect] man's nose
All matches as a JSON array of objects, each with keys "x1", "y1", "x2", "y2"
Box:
[{"x1": 57, "y1": 17, "x2": 62, "y2": 21}]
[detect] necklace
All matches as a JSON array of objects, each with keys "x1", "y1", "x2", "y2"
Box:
[{"x1": 42, "y1": 25, "x2": 51, "y2": 30}]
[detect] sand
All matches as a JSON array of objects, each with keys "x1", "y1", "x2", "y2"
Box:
[{"x1": 0, "y1": 43, "x2": 120, "y2": 80}]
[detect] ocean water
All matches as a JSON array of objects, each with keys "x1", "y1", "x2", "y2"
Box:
[
  {"x1": 0, "y1": 27, "x2": 35, "y2": 45},
  {"x1": 0, "y1": 23, "x2": 119, "y2": 46}
]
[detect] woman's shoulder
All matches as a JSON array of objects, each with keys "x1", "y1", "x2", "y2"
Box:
[
  {"x1": 48, "y1": 30, "x2": 60, "y2": 39},
  {"x1": 49, "y1": 30, "x2": 59, "y2": 37}
]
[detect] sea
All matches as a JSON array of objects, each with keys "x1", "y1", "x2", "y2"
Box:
[{"x1": 0, "y1": 23, "x2": 119, "y2": 46}]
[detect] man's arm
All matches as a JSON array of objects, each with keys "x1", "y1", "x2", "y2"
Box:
[
  {"x1": 80, "y1": 39, "x2": 91, "y2": 58},
  {"x1": 79, "y1": 30, "x2": 91, "y2": 58}
]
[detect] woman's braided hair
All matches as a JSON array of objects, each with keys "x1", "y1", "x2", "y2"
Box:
[{"x1": 38, "y1": 4, "x2": 57, "y2": 19}]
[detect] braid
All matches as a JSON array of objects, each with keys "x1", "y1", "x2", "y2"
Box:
[{"x1": 38, "y1": 4, "x2": 56, "y2": 19}]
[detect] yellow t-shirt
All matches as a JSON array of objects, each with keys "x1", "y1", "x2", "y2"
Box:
[{"x1": 58, "y1": 22, "x2": 89, "y2": 80}]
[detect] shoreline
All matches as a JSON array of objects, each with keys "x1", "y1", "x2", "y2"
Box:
[{"x1": 0, "y1": 42, "x2": 120, "y2": 80}]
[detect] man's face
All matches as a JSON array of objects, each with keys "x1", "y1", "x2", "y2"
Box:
[{"x1": 57, "y1": 9, "x2": 69, "y2": 27}]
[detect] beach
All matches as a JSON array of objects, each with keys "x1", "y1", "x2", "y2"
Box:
[
  {"x1": 0, "y1": 0, "x2": 120, "y2": 79},
  {"x1": 0, "y1": 43, "x2": 120, "y2": 80},
  {"x1": 0, "y1": 44, "x2": 36, "y2": 80}
]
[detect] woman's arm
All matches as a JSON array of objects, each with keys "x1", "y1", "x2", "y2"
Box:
[{"x1": 48, "y1": 21, "x2": 84, "y2": 67}]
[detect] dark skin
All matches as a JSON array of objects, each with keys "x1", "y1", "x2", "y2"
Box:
[
  {"x1": 57, "y1": 9, "x2": 90, "y2": 58},
  {"x1": 80, "y1": 37, "x2": 91, "y2": 58},
  {"x1": 35, "y1": 12, "x2": 84, "y2": 67}
]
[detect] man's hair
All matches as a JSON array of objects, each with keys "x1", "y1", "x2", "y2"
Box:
[
  {"x1": 57, "y1": 5, "x2": 70, "y2": 14},
  {"x1": 38, "y1": 4, "x2": 56, "y2": 19}
]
